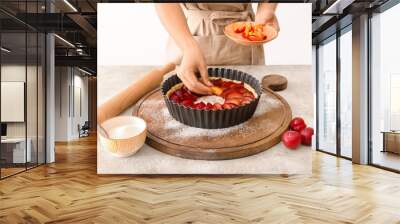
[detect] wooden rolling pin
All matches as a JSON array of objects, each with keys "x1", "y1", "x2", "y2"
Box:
[{"x1": 98, "y1": 63, "x2": 176, "y2": 124}]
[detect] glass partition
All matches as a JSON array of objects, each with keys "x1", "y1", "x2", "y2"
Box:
[
  {"x1": 370, "y1": 3, "x2": 400, "y2": 171},
  {"x1": 317, "y1": 36, "x2": 337, "y2": 155},
  {"x1": 316, "y1": 25, "x2": 353, "y2": 160},
  {"x1": 339, "y1": 27, "x2": 352, "y2": 158},
  {"x1": 0, "y1": 2, "x2": 46, "y2": 179},
  {"x1": 1, "y1": 31, "x2": 28, "y2": 177},
  {"x1": 27, "y1": 31, "x2": 38, "y2": 169}
]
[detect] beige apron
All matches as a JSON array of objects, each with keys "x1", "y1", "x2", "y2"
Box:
[{"x1": 166, "y1": 3, "x2": 265, "y2": 65}]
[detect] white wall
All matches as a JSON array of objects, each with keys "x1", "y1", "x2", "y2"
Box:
[
  {"x1": 259, "y1": 3, "x2": 311, "y2": 65},
  {"x1": 71, "y1": 74, "x2": 89, "y2": 138},
  {"x1": 1, "y1": 65, "x2": 38, "y2": 138},
  {"x1": 1, "y1": 65, "x2": 26, "y2": 141},
  {"x1": 98, "y1": 3, "x2": 311, "y2": 66},
  {"x1": 54, "y1": 67, "x2": 89, "y2": 141},
  {"x1": 75, "y1": 74, "x2": 89, "y2": 123},
  {"x1": 1, "y1": 64, "x2": 46, "y2": 163},
  {"x1": 55, "y1": 67, "x2": 69, "y2": 141}
]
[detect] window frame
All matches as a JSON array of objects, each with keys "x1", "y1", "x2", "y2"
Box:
[
  {"x1": 315, "y1": 24, "x2": 353, "y2": 161},
  {"x1": 367, "y1": 0, "x2": 400, "y2": 173}
]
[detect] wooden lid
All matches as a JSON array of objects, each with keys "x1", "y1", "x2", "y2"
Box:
[{"x1": 262, "y1": 74, "x2": 288, "y2": 92}]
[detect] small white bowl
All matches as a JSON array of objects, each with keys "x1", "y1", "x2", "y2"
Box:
[{"x1": 98, "y1": 116, "x2": 147, "y2": 157}]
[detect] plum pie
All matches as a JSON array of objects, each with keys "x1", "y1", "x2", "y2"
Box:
[{"x1": 166, "y1": 78, "x2": 257, "y2": 110}]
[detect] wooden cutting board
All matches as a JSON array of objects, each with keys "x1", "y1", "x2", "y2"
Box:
[{"x1": 133, "y1": 88, "x2": 292, "y2": 160}]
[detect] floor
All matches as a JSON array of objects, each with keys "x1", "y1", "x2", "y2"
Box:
[
  {"x1": 0, "y1": 167, "x2": 25, "y2": 177},
  {"x1": 0, "y1": 135, "x2": 400, "y2": 223},
  {"x1": 373, "y1": 150, "x2": 400, "y2": 171},
  {"x1": 1, "y1": 163, "x2": 42, "y2": 178}
]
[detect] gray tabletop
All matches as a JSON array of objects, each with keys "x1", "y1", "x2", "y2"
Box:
[{"x1": 98, "y1": 65, "x2": 313, "y2": 174}]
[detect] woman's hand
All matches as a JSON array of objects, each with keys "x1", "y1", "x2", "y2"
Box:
[
  {"x1": 178, "y1": 39, "x2": 212, "y2": 95},
  {"x1": 255, "y1": 3, "x2": 280, "y2": 32},
  {"x1": 155, "y1": 4, "x2": 211, "y2": 95}
]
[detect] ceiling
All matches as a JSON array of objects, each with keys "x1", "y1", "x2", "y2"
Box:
[
  {"x1": 0, "y1": 0, "x2": 98, "y2": 74},
  {"x1": 0, "y1": 0, "x2": 392, "y2": 74}
]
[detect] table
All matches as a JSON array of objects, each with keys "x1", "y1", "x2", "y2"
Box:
[
  {"x1": 98, "y1": 65, "x2": 313, "y2": 174},
  {"x1": 1, "y1": 138, "x2": 31, "y2": 164},
  {"x1": 381, "y1": 131, "x2": 400, "y2": 154}
]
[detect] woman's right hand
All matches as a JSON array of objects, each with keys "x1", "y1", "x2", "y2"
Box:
[
  {"x1": 155, "y1": 4, "x2": 212, "y2": 95},
  {"x1": 178, "y1": 39, "x2": 212, "y2": 95}
]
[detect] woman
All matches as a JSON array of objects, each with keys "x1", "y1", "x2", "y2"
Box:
[{"x1": 156, "y1": 3, "x2": 279, "y2": 94}]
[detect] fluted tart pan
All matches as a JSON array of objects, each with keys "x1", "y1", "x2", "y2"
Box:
[{"x1": 161, "y1": 67, "x2": 262, "y2": 129}]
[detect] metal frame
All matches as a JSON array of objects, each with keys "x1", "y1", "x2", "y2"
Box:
[
  {"x1": 0, "y1": 26, "x2": 2, "y2": 179},
  {"x1": 36, "y1": 3, "x2": 39, "y2": 168},
  {"x1": 367, "y1": 11, "x2": 373, "y2": 166},
  {"x1": 336, "y1": 27, "x2": 341, "y2": 158},
  {"x1": 315, "y1": 44, "x2": 319, "y2": 151},
  {"x1": 44, "y1": 0, "x2": 48, "y2": 165},
  {"x1": 370, "y1": 164, "x2": 400, "y2": 174},
  {"x1": 25, "y1": 3, "x2": 28, "y2": 172},
  {"x1": 373, "y1": 0, "x2": 400, "y2": 13}
]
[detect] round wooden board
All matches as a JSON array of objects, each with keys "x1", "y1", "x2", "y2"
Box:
[{"x1": 133, "y1": 88, "x2": 292, "y2": 160}]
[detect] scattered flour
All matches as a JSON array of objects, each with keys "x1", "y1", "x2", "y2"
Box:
[
  {"x1": 142, "y1": 99, "x2": 161, "y2": 107},
  {"x1": 145, "y1": 93, "x2": 282, "y2": 139},
  {"x1": 253, "y1": 94, "x2": 282, "y2": 117}
]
